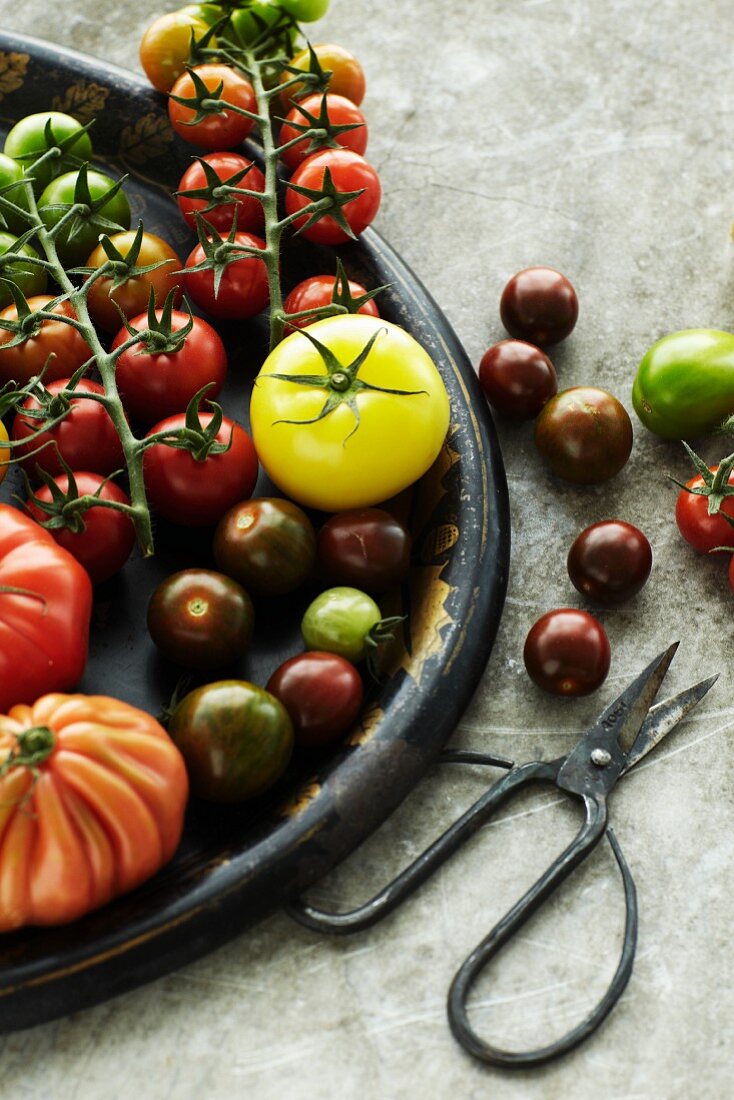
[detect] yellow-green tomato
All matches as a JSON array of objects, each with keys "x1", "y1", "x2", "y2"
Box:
[
  {"x1": 249, "y1": 314, "x2": 451, "y2": 511},
  {"x1": 280, "y1": 0, "x2": 330, "y2": 21},
  {"x1": 301, "y1": 586, "x2": 382, "y2": 662}
]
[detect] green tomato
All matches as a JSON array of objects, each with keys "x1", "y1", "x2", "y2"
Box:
[
  {"x1": 0, "y1": 232, "x2": 47, "y2": 308},
  {"x1": 38, "y1": 169, "x2": 131, "y2": 267},
  {"x1": 280, "y1": 0, "x2": 329, "y2": 20},
  {"x1": 230, "y1": 1, "x2": 282, "y2": 42},
  {"x1": 301, "y1": 586, "x2": 382, "y2": 662},
  {"x1": 4, "y1": 112, "x2": 93, "y2": 195},
  {"x1": 632, "y1": 329, "x2": 734, "y2": 439},
  {"x1": 178, "y1": 3, "x2": 225, "y2": 25},
  {"x1": 0, "y1": 154, "x2": 30, "y2": 233}
]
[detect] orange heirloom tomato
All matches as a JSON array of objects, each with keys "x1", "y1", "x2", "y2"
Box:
[
  {"x1": 85, "y1": 231, "x2": 183, "y2": 332},
  {"x1": 0, "y1": 693, "x2": 189, "y2": 931}
]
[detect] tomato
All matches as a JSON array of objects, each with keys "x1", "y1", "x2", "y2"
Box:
[
  {"x1": 283, "y1": 273, "x2": 380, "y2": 328},
  {"x1": 0, "y1": 503, "x2": 92, "y2": 711},
  {"x1": 250, "y1": 314, "x2": 450, "y2": 511},
  {"x1": 0, "y1": 296, "x2": 92, "y2": 388},
  {"x1": 112, "y1": 309, "x2": 227, "y2": 425},
  {"x1": 85, "y1": 231, "x2": 183, "y2": 332},
  {"x1": 279, "y1": 93, "x2": 367, "y2": 172},
  {"x1": 534, "y1": 387, "x2": 633, "y2": 485},
  {"x1": 168, "y1": 680, "x2": 293, "y2": 802},
  {"x1": 177, "y1": 152, "x2": 265, "y2": 233},
  {"x1": 500, "y1": 267, "x2": 579, "y2": 346},
  {"x1": 301, "y1": 586, "x2": 383, "y2": 662},
  {"x1": 0, "y1": 153, "x2": 30, "y2": 232},
  {"x1": 279, "y1": 0, "x2": 329, "y2": 21},
  {"x1": 478, "y1": 339, "x2": 557, "y2": 419},
  {"x1": 11, "y1": 378, "x2": 123, "y2": 478},
  {"x1": 26, "y1": 473, "x2": 136, "y2": 585},
  {"x1": 523, "y1": 609, "x2": 611, "y2": 696},
  {"x1": 0, "y1": 692, "x2": 187, "y2": 929},
  {"x1": 0, "y1": 232, "x2": 47, "y2": 308},
  {"x1": 567, "y1": 521, "x2": 652, "y2": 605},
  {"x1": 267, "y1": 651, "x2": 362, "y2": 748},
  {"x1": 168, "y1": 65, "x2": 257, "y2": 150},
  {"x1": 281, "y1": 44, "x2": 366, "y2": 106},
  {"x1": 214, "y1": 497, "x2": 316, "y2": 596},
  {"x1": 38, "y1": 170, "x2": 131, "y2": 267},
  {"x1": 147, "y1": 569, "x2": 254, "y2": 670},
  {"x1": 139, "y1": 10, "x2": 213, "y2": 93},
  {"x1": 0, "y1": 422, "x2": 8, "y2": 485},
  {"x1": 143, "y1": 412, "x2": 259, "y2": 526},
  {"x1": 179, "y1": 3, "x2": 225, "y2": 25},
  {"x1": 675, "y1": 468, "x2": 734, "y2": 554},
  {"x1": 285, "y1": 149, "x2": 381, "y2": 245},
  {"x1": 317, "y1": 508, "x2": 411, "y2": 592},
  {"x1": 183, "y1": 231, "x2": 269, "y2": 319},
  {"x1": 229, "y1": 2, "x2": 288, "y2": 45},
  {"x1": 3, "y1": 112, "x2": 93, "y2": 194}
]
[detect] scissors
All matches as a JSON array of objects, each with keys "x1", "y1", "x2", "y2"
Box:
[{"x1": 287, "y1": 642, "x2": 717, "y2": 1069}]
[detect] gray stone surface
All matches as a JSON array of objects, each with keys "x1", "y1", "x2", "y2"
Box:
[{"x1": 0, "y1": 0, "x2": 732, "y2": 1096}]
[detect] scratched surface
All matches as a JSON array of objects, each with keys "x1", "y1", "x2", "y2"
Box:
[{"x1": 0, "y1": 0, "x2": 733, "y2": 1096}]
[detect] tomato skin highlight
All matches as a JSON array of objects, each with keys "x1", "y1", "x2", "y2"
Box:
[
  {"x1": 279, "y1": 93, "x2": 367, "y2": 172},
  {"x1": 177, "y1": 153, "x2": 265, "y2": 233},
  {"x1": 285, "y1": 149, "x2": 381, "y2": 245},
  {"x1": 267, "y1": 651, "x2": 363, "y2": 748},
  {"x1": 479, "y1": 340, "x2": 557, "y2": 420},
  {"x1": 567, "y1": 520, "x2": 652, "y2": 605},
  {"x1": 85, "y1": 231, "x2": 183, "y2": 332},
  {"x1": 500, "y1": 267, "x2": 578, "y2": 347},
  {"x1": 534, "y1": 387, "x2": 633, "y2": 485},
  {"x1": 183, "y1": 232, "x2": 269, "y2": 319},
  {"x1": 213, "y1": 497, "x2": 316, "y2": 596},
  {"x1": 147, "y1": 569, "x2": 254, "y2": 670},
  {"x1": 283, "y1": 274, "x2": 379, "y2": 329},
  {"x1": 0, "y1": 296, "x2": 91, "y2": 388},
  {"x1": 675, "y1": 468, "x2": 734, "y2": 554},
  {"x1": 523, "y1": 609, "x2": 611, "y2": 697},
  {"x1": 317, "y1": 508, "x2": 411, "y2": 592},
  {"x1": 168, "y1": 65, "x2": 257, "y2": 150}
]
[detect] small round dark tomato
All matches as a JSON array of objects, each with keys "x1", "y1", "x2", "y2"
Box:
[
  {"x1": 25, "y1": 473, "x2": 136, "y2": 585},
  {"x1": 214, "y1": 497, "x2": 316, "y2": 596},
  {"x1": 675, "y1": 468, "x2": 734, "y2": 554},
  {"x1": 177, "y1": 152, "x2": 265, "y2": 233},
  {"x1": 281, "y1": 44, "x2": 366, "y2": 107},
  {"x1": 139, "y1": 11, "x2": 213, "y2": 93},
  {"x1": 285, "y1": 150, "x2": 381, "y2": 245},
  {"x1": 168, "y1": 65, "x2": 257, "y2": 150},
  {"x1": 0, "y1": 232, "x2": 47, "y2": 308},
  {"x1": 3, "y1": 111, "x2": 94, "y2": 193},
  {"x1": 283, "y1": 274, "x2": 379, "y2": 329},
  {"x1": 168, "y1": 679, "x2": 294, "y2": 802},
  {"x1": 478, "y1": 339, "x2": 557, "y2": 419},
  {"x1": 85, "y1": 231, "x2": 183, "y2": 332},
  {"x1": 279, "y1": 93, "x2": 367, "y2": 172},
  {"x1": 317, "y1": 508, "x2": 411, "y2": 592},
  {"x1": 147, "y1": 569, "x2": 254, "y2": 670},
  {"x1": 112, "y1": 309, "x2": 227, "y2": 425},
  {"x1": 183, "y1": 231, "x2": 269, "y2": 319},
  {"x1": 11, "y1": 378, "x2": 123, "y2": 478},
  {"x1": 0, "y1": 296, "x2": 91, "y2": 387},
  {"x1": 301, "y1": 586, "x2": 383, "y2": 662},
  {"x1": 143, "y1": 413, "x2": 258, "y2": 527},
  {"x1": 567, "y1": 521, "x2": 652, "y2": 605},
  {"x1": 534, "y1": 387, "x2": 633, "y2": 484},
  {"x1": 523, "y1": 609, "x2": 611, "y2": 696},
  {"x1": 38, "y1": 170, "x2": 132, "y2": 267},
  {"x1": 500, "y1": 267, "x2": 579, "y2": 346},
  {"x1": 267, "y1": 651, "x2": 363, "y2": 748}
]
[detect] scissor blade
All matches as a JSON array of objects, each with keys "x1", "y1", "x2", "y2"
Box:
[
  {"x1": 597, "y1": 641, "x2": 680, "y2": 758},
  {"x1": 621, "y1": 675, "x2": 718, "y2": 774}
]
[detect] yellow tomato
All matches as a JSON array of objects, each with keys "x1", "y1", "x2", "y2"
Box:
[
  {"x1": 0, "y1": 421, "x2": 8, "y2": 485},
  {"x1": 249, "y1": 315, "x2": 450, "y2": 511}
]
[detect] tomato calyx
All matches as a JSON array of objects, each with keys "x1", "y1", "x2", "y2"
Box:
[
  {"x1": 118, "y1": 286, "x2": 194, "y2": 356},
  {"x1": 283, "y1": 257, "x2": 388, "y2": 328},
  {"x1": 185, "y1": 213, "x2": 267, "y2": 298},
  {"x1": 364, "y1": 614, "x2": 405, "y2": 678},
  {"x1": 143, "y1": 384, "x2": 233, "y2": 462},
  {"x1": 42, "y1": 163, "x2": 130, "y2": 245},
  {"x1": 74, "y1": 222, "x2": 177, "y2": 290},
  {"x1": 280, "y1": 43, "x2": 332, "y2": 103},
  {"x1": 673, "y1": 442, "x2": 734, "y2": 525},
  {"x1": 276, "y1": 92, "x2": 364, "y2": 159},
  {"x1": 169, "y1": 64, "x2": 260, "y2": 127},
  {"x1": 0, "y1": 725, "x2": 55, "y2": 778},
  {"x1": 285, "y1": 165, "x2": 365, "y2": 240},
  {"x1": 12, "y1": 117, "x2": 96, "y2": 183},
  {"x1": 175, "y1": 155, "x2": 262, "y2": 214},
  {"x1": 22, "y1": 461, "x2": 128, "y2": 535}
]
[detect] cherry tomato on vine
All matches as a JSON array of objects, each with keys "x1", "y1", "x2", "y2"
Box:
[
  {"x1": 85, "y1": 231, "x2": 183, "y2": 332},
  {"x1": 0, "y1": 154, "x2": 30, "y2": 232},
  {"x1": 11, "y1": 378, "x2": 123, "y2": 478},
  {"x1": 500, "y1": 267, "x2": 579, "y2": 346},
  {"x1": 279, "y1": 0, "x2": 330, "y2": 21},
  {"x1": 301, "y1": 586, "x2": 383, "y2": 662},
  {"x1": 168, "y1": 65, "x2": 257, "y2": 150},
  {"x1": 3, "y1": 112, "x2": 93, "y2": 194},
  {"x1": 283, "y1": 274, "x2": 379, "y2": 328},
  {"x1": 317, "y1": 508, "x2": 411, "y2": 591},
  {"x1": 279, "y1": 93, "x2": 367, "y2": 172},
  {"x1": 266, "y1": 651, "x2": 362, "y2": 749},
  {"x1": 0, "y1": 296, "x2": 91, "y2": 388},
  {"x1": 281, "y1": 44, "x2": 366, "y2": 107},
  {"x1": 38, "y1": 170, "x2": 131, "y2": 267},
  {"x1": 0, "y1": 422, "x2": 8, "y2": 485},
  {"x1": 675, "y1": 468, "x2": 734, "y2": 554},
  {"x1": 478, "y1": 340, "x2": 557, "y2": 420},
  {"x1": 139, "y1": 11, "x2": 213, "y2": 93},
  {"x1": 523, "y1": 609, "x2": 611, "y2": 696},
  {"x1": 179, "y1": 3, "x2": 225, "y2": 25},
  {"x1": 534, "y1": 387, "x2": 633, "y2": 484},
  {"x1": 230, "y1": 2, "x2": 290, "y2": 46},
  {"x1": 567, "y1": 521, "x2": 652, "y2": 605},
  {"x1": 177, "y1": 153, "x2": 265, "y2": 233},
  {"x1": 143, "y1": 412, "x2": 259, "y2": 526},
  {"x1": 183, "y1": 232, "x2": 269, "y2": 319},
  {"x1": 285, "y1": 149, "x2": 381, "y2": 245},
  {"x1": 0, "y1": 232, "x2": 47, "y2": 308},
  {"x1": 214, "y1": 497, "x2": 316, "y2": 596},
  {"x1": 25, "y1": 473, "x2": 136, "y2": 585},
  {"x1": 147, "y1": 568, "x2": 254, "y2": 670}
]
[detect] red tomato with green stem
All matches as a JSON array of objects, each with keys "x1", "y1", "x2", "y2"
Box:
[
  {"x1": 168, "y1": 65, "x2": 257, "y2": 150},
  {"x1": 0, "y1": 296, "x2": 92, "y2": 388},
  {"x1": 285, "y1": 149, "x2": 381, "y2": 245},
  {"x1": 266, "y1": 651, "x2": 363, "y2": 748},
  {"x1": 283, "y1": 274, "x2": 379, "y2": 329},
  {"x1": 278, "y1": 93, "x2": 367, "y2": 172},
  {"x1": 183, "y1": 232, "x2": 269, "y2": 319},
  {"x1": 675, "y1": 467, "x2": 734, "y2": 554},
  {"x1": 177, "y1": 153, "x2": 265, "y2": 233},
  {"x1": 85, "y1": 231, "x2": 183, "y2": 333}
]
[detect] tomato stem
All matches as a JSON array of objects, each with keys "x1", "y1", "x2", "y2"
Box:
[{"x1": 0, "y1": 725, "x2": 55, "y2": 775}]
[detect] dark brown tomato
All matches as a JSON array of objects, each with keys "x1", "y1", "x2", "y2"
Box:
[
  {"x1": 478, "y1": 340, "x2": 557, "y2": 419},
  {"x1": 266, "y1": 651, "x2": 363, "y2": 748},
  {"x1": 317, "y1": 508, "x2": 412, "y2": 592},
  {"x1": 147, "y1": 569, "x2": 254, "y2": 670},
  {"x1": 500, "y1": 267, "x2": 578, "y2": 346},
  {"x1": 523, "y1": 609, "x2": 611, "y2": 696},
  {"x1": 567, "y1": 521, "x2": 652, "y2": 605},
  {"x1": 213, "y1": 497, "x2": 316, "y2": 596},
  {"x1": 534, "y1": 387, "x2": 633, "y2": 484},
  {"x1": 168, "y1": 679, "x2": 294, "y2": 802}
]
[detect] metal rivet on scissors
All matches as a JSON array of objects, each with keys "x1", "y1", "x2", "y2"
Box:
[{"x1": 287, "y1": 642, "x2": 718, "y2": 1069}]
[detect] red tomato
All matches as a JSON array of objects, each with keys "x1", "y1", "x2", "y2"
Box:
[
  {"x1": 675, "y1": 468, "x2": 734, "y2": 554},
  {"x1": 523, "y1": 609, "x2": 611, "y2": 696},
  {"x1": 281, "y1": 44, "x2": 366, "y2": 107},
  {"x1": 283, "y1": 274, "x2": 379, "y2": 329},
  {"x1": 11, "y1": 378, "x2": 123, "y2": 478},
  {"x1": 168, "y1": 65, "x2": 257, "y2": 150},
  {"x1": 266, "y1": 651, "x2": 363, "y2": 748},
  {"x1": 85, "y1": 231, "x2": 183, "y2": 333},
  {"x1": 285, "y1": 149, "x2": 381, "y2": 245},
  {"x1": 279, "y1": 93, "x2": 367, "y2": 172},
  {"x1": 112, "y1": 309, "x2": 227, "y2": 425},
  {"x1": 143, "y1": 413, "x2": 259, "y2": 526},
  {"x1": 26, "y1": 473, "x2": 136, "y2": 585},
  {"x1": 0, "y1": 296, "x2": 91, "y2": 387},
  {"x1": 177, "y1": 152, "x2": 265, "y2": 233},
  {"x1": 183, "y1": 232, "x2": 269, "y2": 319}
]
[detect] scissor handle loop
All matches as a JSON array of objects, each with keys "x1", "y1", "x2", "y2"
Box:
[{"x1": 448, "y1": 817, "x2": 638, "y2": 1068}]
